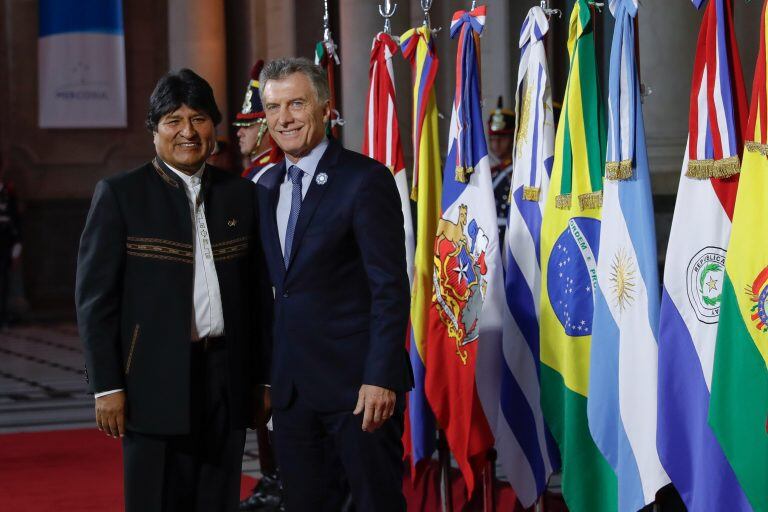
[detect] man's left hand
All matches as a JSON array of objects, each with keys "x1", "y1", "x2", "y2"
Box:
[{"x1": 353, "y1": 384, "x2": 395, "y2": 432}]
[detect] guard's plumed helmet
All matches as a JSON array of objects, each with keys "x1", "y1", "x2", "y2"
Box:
[
  {"x1": 233, "y1": 61, "x2": 266, "y2": 127},
  {"x1": 488, "y1": 96, "x2": 515, "y2": 135}
]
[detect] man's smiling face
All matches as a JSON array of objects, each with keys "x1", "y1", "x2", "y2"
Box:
[
  {"x1": 153, "y1": 104, "x2": 215, "y2": 174},
  {"x1": 261, "y1": 72, "x2": 330, "y2": 161}
]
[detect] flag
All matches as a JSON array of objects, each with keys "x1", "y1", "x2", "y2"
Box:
[
  {"x1": 424, "y1": 5, "x2": 499, "y2": 495},
  {"x1": 708, "y1": 2, "x2": 768, "y2": 509},
  {"x1": 38, "y1": 0, "x2": 127, "y2": 127},
  {"x1": 315, "y1": 37, "x2": 344, "y2": 136},
  {"x1": 363, "y1": 32, "x2": 416, "y2": 287},
  {"x1": 656, "y1": 0, "x2": 753, "y2": 510},
  {"x1": 400, "y1": 25, "x2": 442, "y2": 470},
  {"x1": 539, "y1": 2, "x2": 617, "y2": 511},
  {"x1": 587, "y1": 1, "x2": 670, "y2": 510},
  {"x1": 496, "y1": 7, "x2": 560, "y2": 507}
]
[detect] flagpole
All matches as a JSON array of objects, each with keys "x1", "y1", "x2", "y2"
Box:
[
  {"x1": 438, "y1": 430, "x2": 454, "y2": 512},
  {"x1": 321, "y1": 0, "x2": 340, "y2": 138},
  {"x1": 481, "y1": 449, "x2": 496, "y2": 512}
]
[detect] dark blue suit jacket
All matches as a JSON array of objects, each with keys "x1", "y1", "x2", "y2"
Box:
[{"x1": 256, "y1": 139, "x2": 413, "y2": 411}]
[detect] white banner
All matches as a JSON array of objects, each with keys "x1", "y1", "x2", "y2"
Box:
[{"x1": 38, "y1": 0, "x2": 127, "y2": 128}]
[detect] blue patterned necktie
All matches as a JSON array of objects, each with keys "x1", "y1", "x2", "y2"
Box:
[{"x1": 284, "y1": 165, "x2": 304, "y2": 267}]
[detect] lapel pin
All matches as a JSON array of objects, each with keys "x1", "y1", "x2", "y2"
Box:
[
  {"x1": 315, "y1": 172, "x2": 328, "y2": 186},
  {"x1": 227, "y1": 218, "x2": 237, "y2": 227}
]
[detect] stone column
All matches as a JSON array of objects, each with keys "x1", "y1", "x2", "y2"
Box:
[
  {"x1": 639, "y1": 3, "x2": 700, "y2": 192},
  {"x1": 167, "y1": 0, "x2": 228, "y2": 133},
  {"x1": 480, "y1": 0, "x2": 514, "y2": 124},
  {"x1": 339, "y1": 0, "x2": 385, "y2": 151}
]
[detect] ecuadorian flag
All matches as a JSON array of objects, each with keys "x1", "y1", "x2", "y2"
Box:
[
  {"x1": 539, "y1": 2, "x2": 617, "y2": 511},
  {"x1": 400, "y1": 25, "x2": 441, "y2": 470}
]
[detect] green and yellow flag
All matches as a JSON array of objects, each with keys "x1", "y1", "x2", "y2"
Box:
[
  {"x1": 539, "y1": 2, "x2": 616, "y2": 511},
  {"x1": 709, "y1": 3, "x2": 768, "y2": 510}
]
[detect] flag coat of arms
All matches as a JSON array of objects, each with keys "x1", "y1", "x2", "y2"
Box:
[
  {"x1": 363, "y1": 32, "x2": 416, "y2": 287},
  {"x1": 538, "y1": 2, "x2": 617, "y2": 511},
  {"x1": 587, "y1": 1, "x2": 670, "y2": 510},
  {"x1": 498, "y1": 6, "x2": 560, "y2": 508},
  {"x1": 400, "y1": 25, "x2": 442, "y2": 469},
  {"x1": 424, "y1": 5, "x2": 501, "y2": 495},
  {"x1": 656, "y1": 1, "x2": 754, "y2": 510},
  {"x1": 709, "y1": 2, "x2": 768, "y2": 509}
]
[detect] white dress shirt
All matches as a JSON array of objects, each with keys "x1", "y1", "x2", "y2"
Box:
[
  {"x1": 94, "y1": 161, "x2": 225, "y2": 399},
  {"x1": 276, "y1": 137, "x2": 329, "y2": 256},
  {"x1": 167, "y1": 162, "x2": 226, "y2": 339}
]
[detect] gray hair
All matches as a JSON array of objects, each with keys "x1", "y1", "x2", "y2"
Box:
[{"x1": 259, "y1": 57, "x2": 330, "y2": 104}]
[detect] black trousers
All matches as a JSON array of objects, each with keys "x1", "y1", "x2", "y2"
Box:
[
  {"x1": 272, "y1": 391, "x2": 406, "y2": 512},
  {"x1": 122, "y1": 343, "x2": 246, "y2": 512}
]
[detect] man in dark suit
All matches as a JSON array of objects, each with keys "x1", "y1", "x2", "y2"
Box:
[
  {"x1": 255, "y1": 57, "x2": 412, "y2": 512},
  {"x1": 76, "y1": 69, "x2": 269, "y2": 512}
]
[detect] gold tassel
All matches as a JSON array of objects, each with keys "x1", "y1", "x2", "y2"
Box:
[
  {"x1": 579, "y1": 191, "x2": 603, "y2": 210},
  {"x1": 685, "y1": 159, "x2": 715, "y2": 179},
  {"x1": 712, "y1": 156, "x2": 741, "y2": 178},
  {"x1": 685, "y1": 157, "x2": 741, "y2": 179},
  {"x1": 455, "y1": 166, "x2": 473, "y2": 183},
  {"x1": 746, "y1": 141, "x2": 768, "y2": 157},
  {"x1": 410, "y1": 186, "x2": 418, "y2": 202},
  {"x1": 555, "y1": 193, "x2": 572, "y2": 209},
  {"x1": 605, "y1": 160, "x2": 633, "y2": 180},
  {"x1": 523, "y1": 186, "x2": 540, "y2": 202}
]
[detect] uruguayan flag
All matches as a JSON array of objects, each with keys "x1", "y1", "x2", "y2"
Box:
[
  {"x1": 38, "y1": 0, "x2": 127, "y2": 127},
  {"x1": 497, "y1": 7, "x2": 560, "y2": 508},
  {"x1": 587, "y1": 1, "x2": 670, "y2": 510}
]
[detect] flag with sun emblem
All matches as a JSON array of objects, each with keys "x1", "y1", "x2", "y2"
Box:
[
  {"x1": 656, "y1": 1, "x2": 754, "y2": 510},
  {"x1": 708, "y1": 2, "x2": 768, "y2": 509},
  {"x1": 424, "y1": 5, "x2": 500, "y2": 496},
  {"x1": 587, "y1": 1, "x2": 670, "y2": 510},
  {"x1": 538, "y1": 2, "x2": 617, "y2": 511}
]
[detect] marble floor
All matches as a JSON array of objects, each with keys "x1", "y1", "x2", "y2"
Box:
[{"x1": 0, "y1": 323, "x2": 262, "y2": 479}]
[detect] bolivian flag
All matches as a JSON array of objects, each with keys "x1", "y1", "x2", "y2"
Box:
[
  {"x1": 539, "y1": 2, "x2": 617, "y2": 511},
  {"x1": 709, "y1": 3, "x2": 768, "y2": 509}
]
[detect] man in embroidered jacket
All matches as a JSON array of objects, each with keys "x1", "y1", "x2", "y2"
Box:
[{"x1": 75, "y1": 69, "x2": 270, "y2": 512}]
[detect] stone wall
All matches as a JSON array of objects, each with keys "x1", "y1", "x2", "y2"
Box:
[{"x1": 0, "y1": 0, "x2": 169, "y2": 317}]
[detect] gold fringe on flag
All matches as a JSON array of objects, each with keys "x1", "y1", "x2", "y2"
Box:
[
  {"x1": 686, "y1": 156, "x2": 740, "y2": 179},
  {"x1": 555, "y1": 193, "x2": 572, "y2": 209},
  {"x1": 605, "y1": 160, "x2": 633, "y2": 180},
  {"x1": 579, "y1": 191, "x2": 603, "y2": 210},
  {"x1": 746, "y1": 141, "x2": 768, "y2": 157},
  {"x1": 455, "y1": 166, "x2": 474, "y2": 183},
  {"x1": 523, "y1": 186, "x2": 540, "y2": 202}
]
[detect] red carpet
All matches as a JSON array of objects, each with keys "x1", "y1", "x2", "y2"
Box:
[
  {"x1": 0, "y1": 428, "x2": 564, "y2": 511},
  {"x1": 0, "y1": 428, "x2": 256, "y2": 511}
]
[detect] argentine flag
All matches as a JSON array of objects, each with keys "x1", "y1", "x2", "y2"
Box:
[
  {"x1": 497, "y1": 7, "x2": 560, "y2": 508},
  {"x1": 39, "y1": 0, "x2": 127, "y2": 127},
  {"x1": 587, "y1": 1, "x2": 670, "y2": 510}
]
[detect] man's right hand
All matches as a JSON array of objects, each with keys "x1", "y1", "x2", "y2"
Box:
[{"x1": 95, "y1": 391, "x2": 126, "y2": 438}]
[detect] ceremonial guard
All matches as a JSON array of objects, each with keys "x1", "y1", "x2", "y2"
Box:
[
  {"x1": 488, "y1": 96, "x2": 515, "y2": 240},
  {"x1": 234, "y1": 61, "x2": 283, "y2": 183}
]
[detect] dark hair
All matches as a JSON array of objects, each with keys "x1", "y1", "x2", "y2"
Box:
[
  {"x1": 145, "y1": 68, "x2": 222, "y2": 132},
  {"x1": 259, "y1": 57, "x2": 330, "y2": 104}
]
